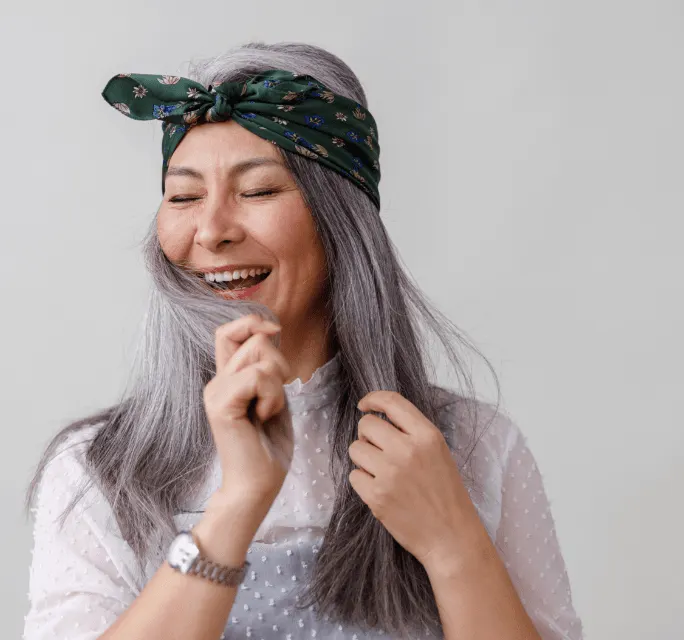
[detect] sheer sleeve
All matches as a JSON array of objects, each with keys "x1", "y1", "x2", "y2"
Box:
[
  {"x1": 495, "y1": 426, "x2": 584, "y2": 640},
  {"x1": 23, "y1": 430, "x2": 139, "y2": 640}
]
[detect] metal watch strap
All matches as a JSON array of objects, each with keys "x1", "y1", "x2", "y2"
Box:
[{"x1": 188, "y1": 529, "x2": 251, "y2": 587}]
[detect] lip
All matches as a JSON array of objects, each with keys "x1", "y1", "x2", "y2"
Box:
[
  {"x1": 208, "y1": 271, "x2": 270, "y2": 300},
  {"x1": 197, "y1": 264, "x2": 272, "y2": 275}
]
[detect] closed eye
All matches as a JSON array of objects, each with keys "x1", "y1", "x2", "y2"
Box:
[
  {"x1": 244, "y1": 189, "x2": 277, "y2": 198},
  {"x1": 170, "y1": 190, "x2": 277, "y2": 202}
]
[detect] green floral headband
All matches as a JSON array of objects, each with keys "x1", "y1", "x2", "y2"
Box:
[{"x1": 101, "y1": 69, "x2": 381, "y2": 207}]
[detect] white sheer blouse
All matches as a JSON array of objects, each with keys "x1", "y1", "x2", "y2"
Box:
[{"x1": 23, "y1": 352, "x2": 584, "y2": 639}]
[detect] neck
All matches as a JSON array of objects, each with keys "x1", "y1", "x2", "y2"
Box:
[{"x1": 279, "y1": 311, "x2": 338, "y2": 385}]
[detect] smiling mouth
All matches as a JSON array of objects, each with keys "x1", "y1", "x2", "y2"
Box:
[{"x1": 200, "y1": 270, "x2": 271, "y2": 291}]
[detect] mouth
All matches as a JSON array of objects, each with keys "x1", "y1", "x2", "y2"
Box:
[{"x1": 199, "y1": 270, "x2": 271, "y2": 299}]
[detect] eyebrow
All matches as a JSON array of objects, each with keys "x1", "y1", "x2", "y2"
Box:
[{"x1": 165, "y1": 157, "x2": 284, "y2": 181}]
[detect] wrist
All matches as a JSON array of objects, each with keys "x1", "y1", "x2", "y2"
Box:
[
  {"x1": 422, "y1": 521, "x2": 497, "y2": 582},
  {"x1": 423, "y1": 529, "x2": 542, "y2": 640},
  {"x1": 191, "y1": 494, "x2": 262, "y2": 565}
]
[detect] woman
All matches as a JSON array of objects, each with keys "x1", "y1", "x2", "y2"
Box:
[{"x1": 23, "y1": 42, "x2": 584, "y2": 639}]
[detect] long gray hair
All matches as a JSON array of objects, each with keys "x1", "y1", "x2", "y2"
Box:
[{"x1": 25, "y1": 42, "x2": 500, "y2": 638}]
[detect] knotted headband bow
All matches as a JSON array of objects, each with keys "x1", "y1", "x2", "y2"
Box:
[{"x1": 101, "y1": 69, "x2": 381, "y2": 207}]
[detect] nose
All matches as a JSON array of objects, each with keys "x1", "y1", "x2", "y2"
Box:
[{"x1": 194, "y1": 194, "x2": 246, "y2": 251}]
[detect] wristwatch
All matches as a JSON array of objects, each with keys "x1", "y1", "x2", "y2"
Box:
[{"x1": 166, "y1": 529, "x2": 250, "y2": 587}]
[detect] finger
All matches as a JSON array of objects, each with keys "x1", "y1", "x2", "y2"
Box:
[
  {"x1": 348, "y1": 439, "x2": 383, "y2": 478},
  {"x1": 225, "y1": 331, "x2": 291, "y2": 382},
  {"x1": 209, "y1": 359, "x2": 286, "y2": 424},
  {"x1": 358, "y1": 390, "x2": 425, "y2": 437},
  {"x1": 358, "y1": 413, "x2": 407, "y2": 451},
  {"x1": 250, "y1": 360, "x2": 288, "y2": 423},
  {"x1": 206, "y1": 361, "x2": 291, "y2": 475},
  {"x1": 215, "y1": 314, "x2": 281, "y2": 373},
  {"x1": 349, "y1": 468, "x2": 374, "y2": 503}
]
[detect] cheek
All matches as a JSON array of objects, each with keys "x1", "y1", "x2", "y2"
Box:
[
  {"x1": 269, "y1": 207, "x2": 324, "y2": 269},
  {"x1": 157, "y1": 211, "x2": 193, "y2": 261}
]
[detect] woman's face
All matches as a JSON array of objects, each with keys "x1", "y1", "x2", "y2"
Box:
[{"x1": 157, "y1": 120, "x2": 330, "y2": 337}]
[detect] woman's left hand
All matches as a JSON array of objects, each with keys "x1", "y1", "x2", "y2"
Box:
[{"x1": 349, "y1": 390, "x2": 488, "y2": 574}]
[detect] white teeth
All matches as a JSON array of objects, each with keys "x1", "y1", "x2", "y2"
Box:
[{"x1": 203, "y1": 268, "x2": 271, "y2": 284}]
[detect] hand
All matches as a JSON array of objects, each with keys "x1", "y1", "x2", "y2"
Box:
[
  {"x1": 203, "y1": 314, "x2": 294, "y2": 531},
  {"x1": 349, "y1": 391, "x2": 487, "y2": 574}
]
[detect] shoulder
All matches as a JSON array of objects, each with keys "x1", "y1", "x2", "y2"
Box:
[
  {"x1": 30, "y1": 421, "x2": 146, "y2": 592},
  {"x1": 431, "y1": 389, "x2": 528, "y2": 538},
  {"x1": 49, "y1": 422, "x2": 102, "y2": 463},
  {"x1": 30, "y1": 421, "x2": 114, "y2": 536},
  {"x1": 35, "y1": 423, "x2": 103, "y2": 501},
  {"x1": 431, "y1": 386, "x2": 522, "y2": 462}
]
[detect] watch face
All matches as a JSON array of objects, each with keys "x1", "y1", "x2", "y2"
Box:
[{"x1": 167, "y1": 532, "x2": 200, "y2": 574}]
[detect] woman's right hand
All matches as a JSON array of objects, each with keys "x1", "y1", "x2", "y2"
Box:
[{"x1": 202, "y1": 313, "x2": 294, "y2": 528}]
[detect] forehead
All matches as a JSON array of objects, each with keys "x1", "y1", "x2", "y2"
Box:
[{"x1": 169, "y1": 119, "x2": 281, "y2": 167}]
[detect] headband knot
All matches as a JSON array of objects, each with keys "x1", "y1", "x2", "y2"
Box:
[
  {"x1": 101, "y1": 69, "x2": 381, "y2": 207},
  {"x1": 207, "y1": 89, "x2": 236, "y2": 121}
]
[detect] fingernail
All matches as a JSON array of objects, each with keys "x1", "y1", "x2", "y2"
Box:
[{"x1": 263, "y1": 321, "x2": 282, "y2": 331}]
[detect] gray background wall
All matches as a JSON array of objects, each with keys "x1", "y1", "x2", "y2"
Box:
[{"x1": 2, "y1": 1, "x2": 682, "y2": 638}]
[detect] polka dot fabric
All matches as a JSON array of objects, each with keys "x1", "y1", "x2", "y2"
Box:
[
  {"x1": 24, "y1": 352, "x2": 583, "y2": 639},
  {"x1": 494, "y1": 427, "x2": 584, "y2": 639},
  {"x1": 23, "y1": 428, "x2": 139, "y2": 639}
]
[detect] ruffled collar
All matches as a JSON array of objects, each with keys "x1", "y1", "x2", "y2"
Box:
[{"x1": 283, "y1": 351, "x2": 343, "y2": 414}]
